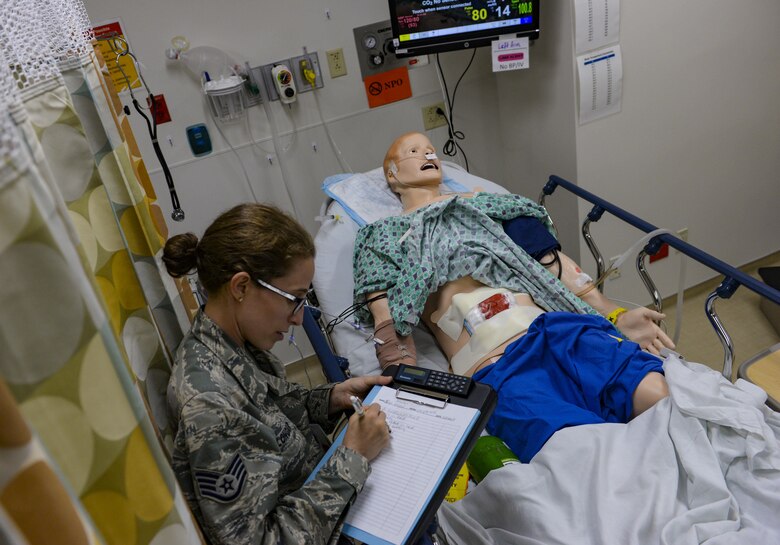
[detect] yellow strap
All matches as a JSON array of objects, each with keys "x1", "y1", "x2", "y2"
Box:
[{"x1": 606, "y1": 307, "x2": 628, "y2": 325}]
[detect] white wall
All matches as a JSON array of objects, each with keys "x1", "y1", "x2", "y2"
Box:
[
  {"x1": 572, "y1": 0, "x2": 780, "y2": 305},
  {"x1": 83, "y1": 0, "x2": 780, "y2": 362},
  {"x1": 494, "y1": 0, "x2": 581, "y2": 257}
]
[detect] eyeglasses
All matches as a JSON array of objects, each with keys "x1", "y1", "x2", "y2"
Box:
[{"x1": 255, "y1": 278, "x2": 312, "y2": 315}]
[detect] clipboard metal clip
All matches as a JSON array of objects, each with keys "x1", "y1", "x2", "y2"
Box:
[{"x1": 396, "y1": 386, "x2": 449, "y2": 408}]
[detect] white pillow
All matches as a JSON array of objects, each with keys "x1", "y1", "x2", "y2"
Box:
[{"x1": 321, "y1": 162, "x2": 508, "y2": 226}]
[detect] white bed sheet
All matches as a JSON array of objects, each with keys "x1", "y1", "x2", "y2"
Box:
[
  {"x1": 312, "y1": 163, "x2": 507, "y2": 376},
  {"x1": 438, "y1": 353, "x2": 780, "y2": 545}
]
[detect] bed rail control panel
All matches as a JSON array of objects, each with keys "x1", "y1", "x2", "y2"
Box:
[{"x1": 394, "y1": 364, "x2": 473, "y2": 397}]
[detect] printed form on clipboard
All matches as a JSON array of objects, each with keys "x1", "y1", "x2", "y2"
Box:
[{"x1": 309, "y1": 385, "x2": 480, "y2": 545}]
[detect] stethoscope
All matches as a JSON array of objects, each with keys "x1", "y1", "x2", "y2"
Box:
[{"x1": 107, "y1": 36, "x2": 185, "y2": 221}]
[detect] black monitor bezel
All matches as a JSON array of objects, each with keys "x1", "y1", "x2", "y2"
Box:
[{"x1": 389, "y1": 1, "x2": 540, "y2": 57}]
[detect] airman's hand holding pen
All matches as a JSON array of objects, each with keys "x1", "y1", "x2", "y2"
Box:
[
  {"x1": 342, "y1": 395, "x2": 391, "y2": 461},
  {"x1": 350, "y1": 395, "x2": 366, "y2": 417},
  {"x1": 351, "y1": 395, "x2": 392, "y2": 434}
]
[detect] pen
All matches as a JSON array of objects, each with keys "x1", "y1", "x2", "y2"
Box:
[
  {"x1": 350, "y1": 395, "x2": 365, "y2": 417},
  {"x1": 350, "y1": 395, "x2": 391, "y2": 434}
]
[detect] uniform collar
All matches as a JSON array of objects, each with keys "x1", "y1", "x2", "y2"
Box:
[{"x1": 189, "y1": 309, "x2": 297, "y2": 398}]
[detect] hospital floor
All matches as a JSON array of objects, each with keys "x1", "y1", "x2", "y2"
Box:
[{"x1": 287, "y1": 252, "x2": 780, "y2": 388}]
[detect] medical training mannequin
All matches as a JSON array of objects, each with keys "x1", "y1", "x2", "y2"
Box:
[
  {"x1": 354, "y1": 132, "x2": 673, "y2": 462},
  {"x1": 163, "y1": 203, "x2": 390, "y2": 545}
]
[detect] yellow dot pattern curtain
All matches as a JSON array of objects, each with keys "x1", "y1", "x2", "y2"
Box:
[
  {"x1": 0, "y1": 2, "x2": 205, "y2": 541},
  {"x1": 0, "y1": 118, "x2": 203, "y2": 544}
]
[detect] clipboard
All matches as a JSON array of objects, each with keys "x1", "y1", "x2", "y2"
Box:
[{"x1": 308, "y1": 365, "x2": 496, "y2": 545}]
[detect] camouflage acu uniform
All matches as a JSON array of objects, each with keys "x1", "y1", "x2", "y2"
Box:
[{"x1": 168, "y1": 310, "x2": 370, "y2": 545}]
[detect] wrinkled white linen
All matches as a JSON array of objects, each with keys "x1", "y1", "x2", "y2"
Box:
[{"x1": 438, "y1": 353, "x2": 780, "y2": 545}]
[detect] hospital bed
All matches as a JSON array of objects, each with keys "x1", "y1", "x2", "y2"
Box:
[
  {"x1": 308, "y1": 166, "x2": 780, "y2": 385},
  {"x1": 305, "y1": 165, "x2": 780, "y2": 544}
]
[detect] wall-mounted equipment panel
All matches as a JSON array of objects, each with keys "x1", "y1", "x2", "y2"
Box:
[
  {"x1": 353, "y1": 20, "x2": 407, "y2": 80},
  {"x1": 247, "y1": 51, "x2": 323, "y2": 103}
]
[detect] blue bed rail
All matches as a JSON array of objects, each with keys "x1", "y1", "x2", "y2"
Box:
[
  {"x1": 303, "y1": 306, "x2": 349, "y2": 382},
  {"x1": 542, "y1": 174, "x2": 780, "y2": 378}
]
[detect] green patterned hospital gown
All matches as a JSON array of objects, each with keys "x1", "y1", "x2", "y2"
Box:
[{"x1": 353, "y1": 193, "x2": 598, "y2": 335}]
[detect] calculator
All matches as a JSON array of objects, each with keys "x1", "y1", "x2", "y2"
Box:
[{"x1": 394, "y1": 364, "x2": 473, "y2": 397}]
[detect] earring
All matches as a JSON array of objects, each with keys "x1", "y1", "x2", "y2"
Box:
[{"x1": 238, "y1": 297, "x2": 244, "y2": 303}]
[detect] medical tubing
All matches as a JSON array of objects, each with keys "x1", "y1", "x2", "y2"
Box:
[
  {"x1": 244, "y1": 113, "x2": 273, "y2": 154},
  {"x1": 605, "y1": 228, "x2": 688, "y2": 335},
  {"x1": 282, "y1": 111, "x2": 297, "y2": 152},
  {"x1": 611, "y1": 228, "x2": 677, "y2": 271},
  {"x1": 209, "y1": 109, "x2": 260, "y2": 204},
  {"x1": 672, "y1": 255, "x2": 687, "y2": 345},
  {"x1": 313, "y1": 89, "x2": 353, "y2": 173},
  {"x1": 257, "y1": 74, "x2": 300, "y2": 220},
  {"x1": 287, "y1": 327, "x2": 313, "y2": 386},
  {"x1": 573, "y1": 228, "x2": 680, "y2": 303}
]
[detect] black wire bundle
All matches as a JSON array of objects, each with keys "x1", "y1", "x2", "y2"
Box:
[
  {"x1": 539, "y1": 248, "x2": 563, "y2": 280},
  {"x1": 435, "y1": 50, "x2": 477, "y2": 172},
  {"x1": 325, "y1": 293, "x2": 388, "y2": 334}
]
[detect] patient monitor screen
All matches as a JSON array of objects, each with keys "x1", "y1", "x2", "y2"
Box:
[{"x1": 390, "y1": 0, "x2": 539, "y2": 55}]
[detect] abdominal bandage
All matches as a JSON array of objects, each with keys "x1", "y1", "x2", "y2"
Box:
[{"x1": 435, "y1": 287, "x2": 544, "y2": 375}]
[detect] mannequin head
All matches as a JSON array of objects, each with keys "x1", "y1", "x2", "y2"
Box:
[{"x1": 383, "y1": 132, "x2": 443, "y2": 193}]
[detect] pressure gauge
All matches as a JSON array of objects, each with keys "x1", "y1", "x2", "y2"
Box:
[{"x1": 362, "y1": 34, "x2": 378, "y2": 50}]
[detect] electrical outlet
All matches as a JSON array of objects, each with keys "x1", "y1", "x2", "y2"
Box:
[
  {"x1": 326, "y1": 48, "x2": 347, "y2": 78},
  {"x1": 421, "y1": 102, "x2": 447, "y2": 130}
]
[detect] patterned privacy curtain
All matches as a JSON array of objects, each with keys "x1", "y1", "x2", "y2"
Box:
[{"x1": 0, "y1": 1, "x2": 204, "y2": 544}]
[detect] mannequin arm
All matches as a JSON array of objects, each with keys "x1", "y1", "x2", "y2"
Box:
[
  {"x1": 541, "y1": 251, "x2": 675, "y2": 355},
  {"x1": 366, "y1": 292, "x2": 417, "y2": 369}
]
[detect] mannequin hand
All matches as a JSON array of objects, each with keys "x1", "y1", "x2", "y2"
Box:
[
  {"x1": 342, "y1": 403, "x2": 390, "y2": 462},
  {"x1": 330, "y1": 375, "x2": 392, "y2": 414},
  {"x1": 616, "y1": 307, "x2": 675, "y2": 355}
]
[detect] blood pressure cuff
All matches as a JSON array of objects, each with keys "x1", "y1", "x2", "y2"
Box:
[
  {"x1": 502, "y1": 216, "x2": 561, "y2": 261},
  {"x1": 374, "y1": 319, "x2": 417, "y2": 370}
]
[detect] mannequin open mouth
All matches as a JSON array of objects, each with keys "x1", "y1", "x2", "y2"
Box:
[{"x1": 420, "y1": 162, "x2": 439, "y2": 171}]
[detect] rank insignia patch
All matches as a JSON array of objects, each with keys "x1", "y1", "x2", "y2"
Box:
[{"x1": 194, "y1": 454, "x2": 247, "y2": 503}]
